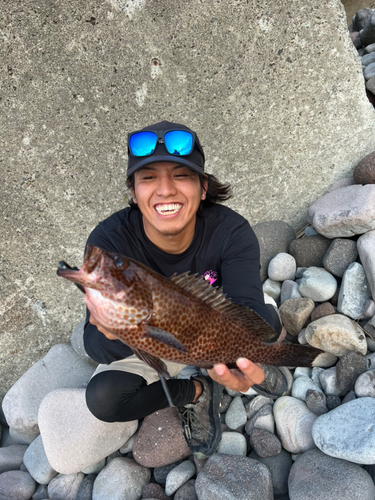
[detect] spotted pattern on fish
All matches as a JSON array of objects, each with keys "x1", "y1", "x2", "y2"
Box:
[{"x1": 57, "y1": 245, "x2": 324, "y2": 375}]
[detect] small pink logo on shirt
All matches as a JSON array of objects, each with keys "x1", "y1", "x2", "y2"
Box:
[{"x1": 202, "y1": 270, "x2": 218, "y2": 285}]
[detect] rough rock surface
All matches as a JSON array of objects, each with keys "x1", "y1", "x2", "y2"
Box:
[{"x1": 289, "y1": 235, "x2": 331, "y2": 268}]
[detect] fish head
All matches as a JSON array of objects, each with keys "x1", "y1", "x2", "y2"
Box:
[{"x1": 57, "y1": 245, "x2": 153, "y2": 330}]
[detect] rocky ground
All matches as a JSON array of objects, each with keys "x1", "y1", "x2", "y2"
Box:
[{"x1": 0, "y1": 151, "x2": 375, "y2": 499}]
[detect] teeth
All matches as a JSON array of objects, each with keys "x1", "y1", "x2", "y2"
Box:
[{"x1": 155, "y1": 204, "x2": 182, "y2": 215}]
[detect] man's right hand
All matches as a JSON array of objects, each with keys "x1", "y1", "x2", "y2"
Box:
[{"x1": 89, "y1": 315, "x2": 118, "y2": 340}]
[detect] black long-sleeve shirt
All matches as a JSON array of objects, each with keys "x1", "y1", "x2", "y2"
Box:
[{"x1": 83, "y1": 203, "x2": 275, "y2": 364}]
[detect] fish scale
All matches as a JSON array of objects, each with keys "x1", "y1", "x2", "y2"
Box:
[{"x1": 57, "y1": 245, "x2": 324, "y2": 378}]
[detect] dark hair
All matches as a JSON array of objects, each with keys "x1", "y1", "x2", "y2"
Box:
[{"x1": 126, "y1": 172, "x2": 232, "y2": 211}]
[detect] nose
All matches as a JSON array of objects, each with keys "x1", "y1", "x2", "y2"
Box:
[{"x1": 155, "y1": 172, "x2": 178, "y2": 197}]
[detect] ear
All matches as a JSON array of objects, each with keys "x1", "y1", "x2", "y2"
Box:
[
  {"x1": 130, "y1": 188, "x2": 137, "y2": 203},
  {"x1": 201, "y1": 175, "x2": 208, "y2": 199}
]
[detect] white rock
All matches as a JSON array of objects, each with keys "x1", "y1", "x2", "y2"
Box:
[
  {"x1": 307, "y1": 185, "x2": 375, "y2": 238},
  {"x1": 273, "y1": 396, "x2": 317, "y2": 454},
  {"x1": 23, "y1": 435, "x2": 57, "y2": 485},
  {"x1": 305, "y1": 314, "x2": 367, "y2": 357},
  {"x1": 165, "y1": 460, "x2": 196, "y2": 496},
  {"x1": 312, "y1": 397, "x2": 375, "y2": 464},
  {"x1": 355, "y1": 370, "x2": 375, "y2": 397},
  {"x1": 313, "y1": 352, "x2": 338, "y2": 368},
  {"x1": 92, "y1": 457, "x2": 151, "y2": 500},
  {"x1": 268, "y1": 253, "x2": 296, "y2": 282},
  {"x1": 38, "y1": 388, "x2": 138, "y2": 474},
  {"x1": 337, "y1": 262, "x2": 371, "y2": 319},
  {"x1": 298, "y1": 267, "x2": 337, "y2": 302},
  {"x1": 298, "y1": 328, "x2": 308, "y2": 345},
  {"x1": 2, "y1": 344, "x2": 95, "y2": 434},
  {"x1": 358, "y1": 229, "x2": 375, "y2": 300},
  {"x1": 217, "y1": 432, "x2": 247, "y2": 457}
]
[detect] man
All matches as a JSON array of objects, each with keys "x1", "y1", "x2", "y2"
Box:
[{"x1": 83, "y1": 120, "x2": 288, "y2": 459}]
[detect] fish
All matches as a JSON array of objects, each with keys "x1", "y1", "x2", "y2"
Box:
[{"x1": 57, "y1": 244, "x2": 324, "y2": 378}]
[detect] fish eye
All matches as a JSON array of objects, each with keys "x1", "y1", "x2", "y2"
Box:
[{"x1": 114, "y1": 257, "x2": 124, "y2": 268}]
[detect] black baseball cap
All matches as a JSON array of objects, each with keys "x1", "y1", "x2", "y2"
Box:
[{"x1": 127, "y1": 120, "x2": 205, "y2": 176}]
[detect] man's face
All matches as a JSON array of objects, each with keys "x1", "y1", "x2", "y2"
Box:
[{"x1": 132, "y1": 162, "x2": 207, "y2": 242}]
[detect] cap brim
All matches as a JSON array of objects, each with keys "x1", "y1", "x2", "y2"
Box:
[{"x1": 127, "y1": 155, "x2": 204, "y2": 176}]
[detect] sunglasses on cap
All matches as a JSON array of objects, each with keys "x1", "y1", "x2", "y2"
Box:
[{"x1": 128, "y1": 129, "x2": 204, "y2": 158}]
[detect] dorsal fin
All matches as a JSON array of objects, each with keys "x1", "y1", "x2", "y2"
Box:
[{"x1": 170, "y1": 272, "x2": 277, "y2": 341}]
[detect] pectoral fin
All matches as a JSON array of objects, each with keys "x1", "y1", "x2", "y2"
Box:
[
  {"x1": 132, "y1": 348, "x2": 170, "y2": 378},
  {"x1": 143, "y1": 325, "x2": 189, "y2": 354}
]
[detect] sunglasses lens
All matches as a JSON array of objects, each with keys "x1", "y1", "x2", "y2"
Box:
[
  {"x1": 129, "y1": 132, "x2": 157, "y2": 156},
  {"x1": 164, "y1": 131, "x2": 193, "y2": 156}
]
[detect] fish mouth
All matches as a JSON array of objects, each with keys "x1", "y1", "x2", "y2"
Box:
[
  {"x1": 57, "y1": 245, "x2": 103, "y2": 289},
  {"x1": 154, "y1": 203, "x2": 183, "y2": 216}
]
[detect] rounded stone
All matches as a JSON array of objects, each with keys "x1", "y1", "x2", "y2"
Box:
[
  {"x1": 305, "y1": 390, "x2": 328, "y2": 416},
  {"x1": 337, "y1": 262, "x2": 371, "y2": 319},
  {"x1": 225, "y1": 396, "x2": 247, "y2": 430},
  {"x1": 354, "y1": 150, "x2": 375, "y2": 185},
  {"x1": 319, "y1": 367, "x2": 346, "y2": 397},
  {"x1": 249, "y1": 448, "x2": 292, "y2": 498},
  {"x1": 165, "y1": 460, "x2": 196, "y2": 496},
  {"x1": 312, "y1": 397, "x2": 375, "y2": 464},
  {"x1": 195, "y1": 454, "x2": 273, "y2": 500},
  {"x1": 174, "y1": 479, "x2": 197, "y2": 500},
  {"x1": 310, "y1": 302, "x2": 335, "y2": 322},
  {"x1": 298, "y1": 267, "x2": 337, "y2": 302},
  {"x1": 322, "y1": 238, "x2": 358, "y2": 278},
  {"x1": 280, "y1": 280, "x2": 302, "y2": 304},
  {"x1": 262, "y1": 278, "x2": 281, "y2": 302},
  {"x1": 48, "y1": 473, "x2": 85, "y2": 500},
  {"x1": 92, "y1": 458, "x2": 151, "y2": 500},
  {"x1": 336, "y1": 351, "x2": 367, "y2": 393},
  {"x1": 273, "y1": 396, "x2": 317, "y2": 454},
  {"x1": 0, "y1": 444, "x2": 28, "y2": 474},
  {"x1": 355, "y1": 369, "x2": 375, "y2": 397},
  {"x1": 268, "y1": 253, "x2": 296, "y2": 281},
  {"x1": 289, "y1": 235, "x2": 332, "y2": 268},
  {"x1": 23, "y1": 435, "x2": 58, "y2": 485},
  {"x1": 217, "y1": 431, "x2": 247, "y2": 457},
  {"x1": 249, "y1": 428, "x2": 282, "y2": 458},
  {"x1": 305, "y1": 314, "x2": 367, "y2": 357},
  {"x1": 289, "y1": 448, "x2": 375, "y2": 500},
  {"x1": 279, "y1": 298, "x2": 315, "y2": 336},
  {"x1": 0, "y1": 470, "x2": 37, "y2": 500},
  {"x1": 291, "y1": 376, "x2": 324, "y2": 402}
]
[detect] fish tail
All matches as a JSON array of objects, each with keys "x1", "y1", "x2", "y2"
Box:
[{"x1": 258, "y1": 342, "x2": 324, "y2": 368}]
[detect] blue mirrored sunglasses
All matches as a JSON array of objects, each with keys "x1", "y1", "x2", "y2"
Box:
[{"x1": 128, "y1": 130, "x2": 199, "y2": 157}]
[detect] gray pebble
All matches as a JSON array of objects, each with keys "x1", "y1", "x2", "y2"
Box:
[
  {"x1": 154, "y1": 459, "x2": 184, "y2": 484},
  {"x1": 0, "y1": 470, "x2": 36, "y2": 500},
  {"x1": 0, "y1": 444, "x2": 27, "y2": 474},
  {"x1": 355, "y1": 369, "x2": 375, "y2": 397},
  {"x1": 326, "y1": 395, "x2": 341, "y2": 411},
  {"x1": 31, "y1": 484, "x2": 49, "y2": 499},
  {"x1": 249, "y1": 448, "x2": 292, "y2": 498},
  {"x1": 305, "y1": 390, "x2": 328, "y2": 416},
  {"x1": 225, "y1": 396, "x2": 247, "y2": 430},
  {"x1": 291, "y1": 376, "x2": 324, "y2": 402},
  {"x1": 165, "y1": 460, "x2": 195, "y2": 496},
  {"x1": 23, "y1": 435, "x2": 57, "y2": 485},
  {"x1": 336, "y1": 351, "x2": 367, "y2": 392},
  {"x1": 299, "y1": 267, "x2": 337, "y2": 302},
  {"x1": 249, "y1": 428, "x2": 282, "y2": 458},
  {"x1": 217, "y1": 431, "x2": 247, "y2": 457},
  {"x1": 268, "y1": 253, "x2": 296, "y2": 282},
  {"x1": 76, "y1": 474, "x2": 96, "y2": 500},
  {"x1": 174, "y1": 479, "x2": 197, "y2": 500},
  {"x1": 322, "y1": 238, "x2": 358, "y2": 278}
]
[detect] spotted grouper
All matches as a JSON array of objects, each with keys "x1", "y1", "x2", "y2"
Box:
[{"x1": 57, "y1": 245, "x2": 323, "y2": 377}]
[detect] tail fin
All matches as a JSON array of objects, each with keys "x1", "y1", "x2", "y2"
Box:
[{"x1": 259, "y1": 342, "x2": 324, "y2": 368}]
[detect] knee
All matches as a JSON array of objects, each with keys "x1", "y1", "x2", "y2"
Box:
[{"x1": 85, "y1": 372, "x2": 124, "y2": 422}]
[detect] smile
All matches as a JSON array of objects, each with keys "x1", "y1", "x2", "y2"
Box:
[{"x1": 155, "y1": 203, "x2": 183, "y2": 215}]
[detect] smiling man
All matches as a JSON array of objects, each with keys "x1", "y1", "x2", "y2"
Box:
[{"x1": 83, "y1": 120, "x2": 286, "y2": 459}]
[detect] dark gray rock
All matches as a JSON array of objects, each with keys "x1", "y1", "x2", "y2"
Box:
[
  {"x1": 336, "y1": 351, "x2": 367, "y2": 393},
  {"x1": 322, "y1": 238, "x2": 358, "y2": 277},
  {"x1": 0, "y1": 444, "x2": 28, "y2": 473},
  {"x1": 366, "y1": 76, "x2": 375, "y2": 96},
  {"x1": 249, "y1": 428, "x2": 282, "y2": 458},
  {"x1": 31, "y1": 484, "x2": 49, "y2": 499},
  {"x1": 252, "y1": 221, "x2": 296, "y2": 282},
  {"x1": 195, "y1": 454, "x2": 273, "y2": 500},
  {"x1": 288, "y1": 448, "x2": 375, "y2": 500},
  {"x1": 342, "y1": 390, "x2": 356, "y2": 404},
  {"x1": 76, "y1": 474, "x2": 96, "y2": 500},
  {"x1": 142, "y1": 482, "x2": 170, "y2": 499},
  {"x1": 310, "y1": 302, "x2": 336, "y2": 322},
  {"x1": 360, "y1": 13, "x2": 375, "y2": 47},
  {"x1": 219, "y1": 394, "x2": 232, "y2": 414},
  {"x1": 289, "y1": 234, "x2": 332, "y2": 268},
  {"x1": 305, "y1": 390, "x2": 328, "y2": 416},
  {"x1": 353, "y1": 8, "x2": 375, "y2": 31},
  {"x1": 249, "y1": 449, "x2": 292, "y2": 499},
  {"x1": 326, "y1": 395, "x2": 341, "y2": 411}
]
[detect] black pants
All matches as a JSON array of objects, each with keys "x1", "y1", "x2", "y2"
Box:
[{"x1": 86, "y1": 304, "x2": 282, "y2": 423}]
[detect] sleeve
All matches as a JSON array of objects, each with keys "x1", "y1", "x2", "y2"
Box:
[
  {"x1": 83, "y1": 223, "x2": 134, "y2": 365},
  {"x1": 220, "y1": 220, "x2": 276, "y2": 330}
]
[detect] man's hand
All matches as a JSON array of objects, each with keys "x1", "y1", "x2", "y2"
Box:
[
  {"x1": 89, "y1": 315, "x2": 118, "y2": 340},
  {"x1": 208, "y1": 358, "x2": 265, "y2": 393}
]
